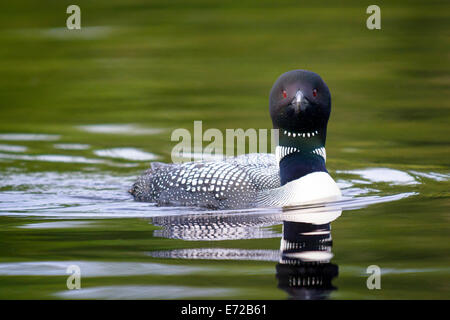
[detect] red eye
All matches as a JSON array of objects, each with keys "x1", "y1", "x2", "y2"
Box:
[
  {"x1": 282, "y1": 90, "x2": 287, "y2": 99},
  {"x1": 313, "y1": 89, "x2": 318, "y2": 97}
]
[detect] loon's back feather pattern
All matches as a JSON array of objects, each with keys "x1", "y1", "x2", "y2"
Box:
[{"x1": 130, "y1": 153, "x2": 280, "y2": 209}]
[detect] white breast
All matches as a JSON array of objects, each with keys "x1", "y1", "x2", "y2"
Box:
[
  {"x1": 284, "y1": 172, "x2": 341, "y2": 206},
  {"x1": 256, "y1": 172, "x2": 341, "y2": 207}
]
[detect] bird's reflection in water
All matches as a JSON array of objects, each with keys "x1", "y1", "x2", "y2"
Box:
[
  {"x1": 277, "y1": 219, "x2": 338, "y2": 299},
  {"x1": 149, "y1": 205, "x2": 341, "y2": 300}
]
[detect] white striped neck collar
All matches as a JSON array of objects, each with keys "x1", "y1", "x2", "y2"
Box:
[{"x1": 276, "y1": 145, "x2": 326, "y2": 163}]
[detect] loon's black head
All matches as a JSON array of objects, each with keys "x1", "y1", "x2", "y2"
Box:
[
  {"x1": 269, "y1": 70, "x2": 331, "y2": 148},
  {"x1": 269, "y1": 70, "x2": 332, "y2": 185}
]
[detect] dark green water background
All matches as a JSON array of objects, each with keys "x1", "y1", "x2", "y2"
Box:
[{"x1": 0, "y1": 0, "x2": 448, "y2": 299}]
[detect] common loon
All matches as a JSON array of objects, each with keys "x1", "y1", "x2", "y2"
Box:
[{"x1": 130, "y1": 70, "x2": 341, "y2": 209}]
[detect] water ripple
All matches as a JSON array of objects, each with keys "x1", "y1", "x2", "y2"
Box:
[{"x1": 55, "y1": 285, "x2": 235, "y2": 299}]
